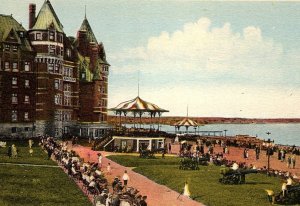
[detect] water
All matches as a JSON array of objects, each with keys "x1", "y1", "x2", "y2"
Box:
[{"x1": 127, "y1": 123, "x2": 300, "y2": 146}]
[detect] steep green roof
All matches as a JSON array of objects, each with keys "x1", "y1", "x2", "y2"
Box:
[
  {"x1": 0, "y1": 14, "x2": 33, "y2": 51},
  {"x1": 79, "y1": 17, "x2": 97, "y2": 43},
  {"x1": 0, "y1": 15, "x2": 25, "y2": 41},
  {"x1": 32, "y1": 0, "x2": 64, "y2": 33}
]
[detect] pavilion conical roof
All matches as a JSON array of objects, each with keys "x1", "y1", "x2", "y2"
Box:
[
  {"x1": 173, "y1": 118, "x2": 199, "y2": 127},
  {"x1": 110, "y1": 96, "x2": 168, "y2": 113},
  {"x1": 32, "y1": 0, "x2": 64, "y2": 32}
]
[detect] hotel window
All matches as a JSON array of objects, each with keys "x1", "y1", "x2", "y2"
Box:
[
  {"x1": 12, "y1": 77, "x2": 17, "y2": 85},
  {"x1": 25, "y1": 80, "x2": 30, "y2": 88},
  {"x1": 24, "y1": 112, "x2": 29, "y2": 121},
  {"x1": 64, "y1": 84, "x2": 71, "y2": 92},
  {"x1": 48, "y1": 63, "x2": 54, "y2": 73},
  {"x1": 0, "y1": 75, "x2": 2, "y2": 86},
  {"x1": 5, "y1": 62, "x2": 9, "y2": 70},
  {"x1": 12, "y1": 45, "x2": 18, "y2": 52},
  {"x1": 12, "y1": 94, "x2": 18, "y2": 104},
  {"x1": 19, "y1": 32, "x2": 24, "y2": 38},
  {"x1": 24, "y1": 62, "x2": 30, "y2": 71},
  {"x1": 24, "y1": 95, "x2": 30, "y2": 103},
  {"x1": 49, "y1": 32, "x2": 54, "y2": 41},
  {"x1": 49, "y1": 45, "x2": 55, "y2": 55},
  {"x1": 64, "y1": 96, "x2": 72, "y2": 106},
  {"x1": 5, "y1": 45, "x2": 10, "y2": 51},
  {"x1": 54, "y1": 64, "x2": 59, "y2": 73},
  {"x1": 81, "y1": 73, "x2": 86, "y2": 79},
  {"x1": 12, "y1": 62, "x2": 18, "y2": 71},
  {"x1": 36, "y1": 33, "x2": 42, "y2": 40},
  {"x1": 60, "y1": 48, "x2": 64, "y2": 56},
  {"x1": 12, "y1": 110, "x2": 17, "y2": 121},
  {"x1": 55, "y1": 94, "x2": 62, "y2": 105}
]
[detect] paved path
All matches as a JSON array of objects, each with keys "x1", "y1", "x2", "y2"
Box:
[
  {"x1": 72, "y1": 145, "x2": 204, "y2": 206},
  {"x1": 0, "y1": 162, "x2": 59, "y2": 168}
]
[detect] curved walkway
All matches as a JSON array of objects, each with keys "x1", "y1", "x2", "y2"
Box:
[{"x1": 72, "y1": 145, "x2": 204, "y2": 206}]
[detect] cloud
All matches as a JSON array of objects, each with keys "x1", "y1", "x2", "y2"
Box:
[
  {"x1": 109, "y1": 17, "x2": 300, "y2": 117},
  {"x1": 112, "y1": 17, "x2": 283, "y2": 78}
]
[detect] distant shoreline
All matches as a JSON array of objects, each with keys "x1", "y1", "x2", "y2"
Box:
[{"x1": 108, "y1": 115, "x2": 300, "y2": 125}]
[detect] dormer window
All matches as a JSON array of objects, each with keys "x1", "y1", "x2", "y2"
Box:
[
  {"x1": 66, "y1": 49, "x2": 71, "y2": 57},
  {"x1": 12, "y1": 46, "x2": 18, "y2": 52},
  {"x1": 5, "y1": 45, "x2": 10, "y2": 51},
  {"x1": 81, "y1": 73, "x2": 86, "y2": 79},
  {"x1": 36, "y1": 33, "x2": 42, "y2": 40},
  {"x1": 49, "y1": 32, "x2": 54, "y2": 41}
]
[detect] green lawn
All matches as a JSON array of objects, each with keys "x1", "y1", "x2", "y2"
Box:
[
  {"x1": 0, "y1": 140, "x2": 55, "y2": 165},
  {"x1": 0, "y1": 141, "x2": 92, "y2": 206},
  {"x1": 107, "y1": 155, "x2": 283, "y2": 206}
]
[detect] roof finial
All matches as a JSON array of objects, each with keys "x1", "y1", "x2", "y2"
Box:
[
  {"x1": 187, "y1": 105, "x2": 189, "y2": 118},
  {"x1": 138, "y1": 70, "x2": 140, "y2": 97},
  {"x1": 84, "y1": 5, "x2": 87, "y2": 19}
]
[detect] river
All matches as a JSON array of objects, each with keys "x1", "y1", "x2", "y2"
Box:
[{"x1": 126, "y1": 123, "x2": 300, "y2": 146}]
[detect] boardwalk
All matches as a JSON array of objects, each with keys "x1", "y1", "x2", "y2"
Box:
[{"x1": 72, "y1": 145, "x2": 204, "y2": 206}]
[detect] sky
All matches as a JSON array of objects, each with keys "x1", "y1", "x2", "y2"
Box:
[{"x1": 1, "y1": 0, "x2": 300, "y2": 118}]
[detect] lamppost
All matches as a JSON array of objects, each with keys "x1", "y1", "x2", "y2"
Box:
[
  {"x1": 266, "y1": 132, "x2": 272, "y2": 176},
  {"x1": 224, "y1": 129, "x2": 228, "y2": 137}
]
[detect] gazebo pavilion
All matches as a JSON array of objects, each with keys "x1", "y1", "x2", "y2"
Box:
[
  {"x1": 173, "y1": 117, "x2": 200, "y2": 134},
  {"x1": 107, "y1": 96, "x2": 169, "y2": 152},
  {"x1": 109, "y1": 96, "x2": 169, "y2": 130}
]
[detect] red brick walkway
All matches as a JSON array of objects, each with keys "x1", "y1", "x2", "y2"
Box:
[
  {"x1": 72, "y1": 145, "x2": 204, "y2": 206},
  {"x1": 72, "y1": 145, "x2": 299, "y2": 206}
]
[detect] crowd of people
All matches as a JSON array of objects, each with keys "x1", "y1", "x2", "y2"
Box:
[
  {"x1": 178, "y1": 139, "x2": 300, "y2": 184},
  {"x1": 40, "y1": 136, "x2": 148, "y2": 206}
]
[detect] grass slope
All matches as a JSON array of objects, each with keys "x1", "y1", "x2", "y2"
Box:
[
  {"x1": 108, "y1": 155, "x2": 283, "y2": 206},
  {"x1": 0, "y1": 141, "x2": 92, "y2": 206}
]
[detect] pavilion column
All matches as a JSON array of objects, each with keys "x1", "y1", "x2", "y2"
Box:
[
  {"x1": 149, "y1": 139, "x2": 152, "y2": 151},
  {"x1": 93, "y1": 128, "x2": 96, "y2": 138},
  {"x1": 87, "y1": 128, "x2": 90, "y2": 137},
  {"x1": 136, "y1": 139, "x2": 140, "y2": 152},
  {"x1": 79, "y1": 128, "x2": 82, "y2": 137}
]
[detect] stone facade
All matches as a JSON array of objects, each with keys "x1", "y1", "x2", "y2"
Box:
[{"x1": 0, "y1": 0, "x2": 110, "y2": 138}]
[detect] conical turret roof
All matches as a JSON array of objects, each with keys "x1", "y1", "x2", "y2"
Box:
[
  {"x1": 79, "y1": 17, "x2": 97, "y2": 43},
  {"x1": 32, "y1": 0, "x2": 64, "y2": 32}
]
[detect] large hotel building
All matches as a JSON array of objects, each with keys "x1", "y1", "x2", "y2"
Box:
[{"x1": 0, "y1": 0, "x2": 110, "y2": 138}]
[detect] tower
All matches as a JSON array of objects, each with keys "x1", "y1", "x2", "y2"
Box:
[
  {"x1": 76, "y1": 15, "x2": 110, "y2": 138},
  {"x1": 28, "y1": 0, "x2": 78, "y2": 137}
]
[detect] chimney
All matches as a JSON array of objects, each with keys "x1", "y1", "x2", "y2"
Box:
[{"x1": 29, "y1": 4, "x2": 36, "y2": 29}]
